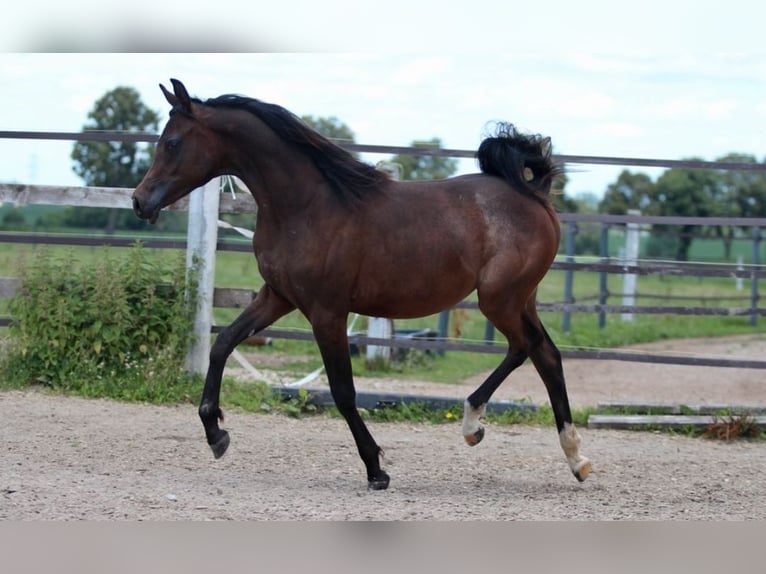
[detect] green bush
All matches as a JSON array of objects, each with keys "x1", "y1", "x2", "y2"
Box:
[{"x1": 1, "y1": 243, "x2": 201, "y2": 402}]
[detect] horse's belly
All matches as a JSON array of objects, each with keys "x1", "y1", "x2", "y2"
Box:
[{"x1": 350, "y1": 276, "x2": 475, "y2": 319}]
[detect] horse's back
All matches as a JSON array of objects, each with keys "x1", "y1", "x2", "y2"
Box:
[{"x1": 385, "y1": 173, "x2": 559, "y2": 246}]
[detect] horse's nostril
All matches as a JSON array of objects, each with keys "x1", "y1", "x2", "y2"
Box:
[{"x1": 132, "y1": 196, "x2": 141, "y2": 213}]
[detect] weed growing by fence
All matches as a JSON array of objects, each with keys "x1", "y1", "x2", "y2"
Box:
[
  {"x1": 703, "y1": 414, "x2": 765, "y2": 440},
  {"x1": 0, "y1": 243, "x2": 201, "y2": 401}
]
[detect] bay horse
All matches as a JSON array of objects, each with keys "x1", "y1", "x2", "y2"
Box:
[{"x1": 132, "y1": 79, "x2": 591, "y2": 490}]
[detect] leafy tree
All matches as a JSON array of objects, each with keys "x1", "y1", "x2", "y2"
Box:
[
  {"x1": 570, "y1": 192, "x2": 600, "y2": 214},
  {"x1": 71, "y1": 86, "x2": 165, "y2": 233},
  {"x1": 709, "y1": 153, "x2": 752, "y2": 258},
  {"x1": 718, "y1": 153, "x2": 766, "y2": 216},
  {"x1": 599, "y1": 170, "x2": 655, "y2": 214},
  {"x1": 302, "y1": 115, "x2": 360, "y2": 158},
  {"x1": 648, "y1": 161, "x2": 720, "y2": 261},
  {"x1": 302, "y1": 115, "x2": 355, "y2": 141},
  {"x1": 552, "y1": 173, "x2": 603, "y2": 253},
  {"x1": 72, "y1": 86, "x2": 159, "y2": 187},
  {"x1": 712, "y1": 153, "x2": 766, "y2": 259},
  {"x1": 389, "y1": 138, "x2": 458, "y2": 181},
  {"x1": 560, "y1": 191, "x2": 603, "y2": 255}
]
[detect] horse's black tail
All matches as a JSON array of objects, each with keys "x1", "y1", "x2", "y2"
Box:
[{"x1": 476, "y1": 122, "x2": 563, "y2": 198}]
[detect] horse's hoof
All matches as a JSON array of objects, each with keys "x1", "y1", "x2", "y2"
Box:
[
  {"x1": 368, "y1": 472, "x2": 390, "y2": 491},
  {"x1": 209, "y1": 430, "x2": 230, "y2": 459},
  {"x1": 464, "y1": 426, "x2": 485, "y2": 446},
  {"x1": 572, "y1": 458, "x2": 592, "y2": 482}
]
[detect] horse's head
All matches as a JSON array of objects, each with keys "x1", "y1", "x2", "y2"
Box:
[{"x1": 132, "y1": 79, "x2": 221, "y2": 223}]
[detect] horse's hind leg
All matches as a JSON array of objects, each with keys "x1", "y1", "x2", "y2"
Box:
[
  {"x1": 524, "y1": 311, "x2": 591, "y2": 482},
  {"x1": 463, "y1": 292, "x2": 591, "y2": 482},
  {"x1": 462, "y1": 348, "x2": 528, "y2": 446},
  {"x1": 199, "y1": 285, "x2": 294, "y2": 458},
  {"x1": 311, "y1": 312, "x2": 389, "y2": 490},
  {"x1": 462, "y1": 290, "x2": 531, "y2": 446}
]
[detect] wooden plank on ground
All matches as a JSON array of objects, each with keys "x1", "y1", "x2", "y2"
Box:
[
  {"x1": 272, "y1": 385, "x2": 537, "y2": 415},
  {"x1": 587, "y1": 414, "x2": 766, "y2": 431},
  {"x1": 596, "y1": 401, "x2": 766, "y2": 416}
]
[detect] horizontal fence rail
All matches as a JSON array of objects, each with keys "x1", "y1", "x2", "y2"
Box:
[
  {"x1": 2, "y1": 187, "x2": 766, "y2": 307},
  {"x1": 550, "y1": 260, "x2": 766, "y2": 279},
  {"x1": 0, "y1": 183, "x2": 257, "y2": 213},
  {"x1": 2, "y1": 125, "x2": 766, "y2": 371},
  {"x1": 4, "y1": 130, "x2": 766, "y2": 173},
  {"x1": 6, "y1": 183, "x2": 766, "y2": 225},
  {"x1": 2, "y1": 275, "x2": 766, "y2": 369}
]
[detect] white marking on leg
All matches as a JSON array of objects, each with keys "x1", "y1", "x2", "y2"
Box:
[
  {"x1": 559, "y1": 422, "x2": 591, "y2": 479},
  {"x1": 462, "y1": 399, "x2": 486, "y2": 438}
]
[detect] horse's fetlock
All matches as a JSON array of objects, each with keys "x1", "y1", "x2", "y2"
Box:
[{"x1": 199, "y1": 402, "x2": 218, "y2": 421}]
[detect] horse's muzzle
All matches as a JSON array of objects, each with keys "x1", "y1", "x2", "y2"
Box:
[{"x1": 132, "y1": 194, "x2": 160, "y2": 224}]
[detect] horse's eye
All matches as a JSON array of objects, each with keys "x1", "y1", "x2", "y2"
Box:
[{"x1": 165, "y1": 138, "x2": 181, "y2": 152}]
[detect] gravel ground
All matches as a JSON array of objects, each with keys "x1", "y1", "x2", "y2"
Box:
[{"x1": 2, "y1": 335, "x2": 765, "y2": 521}]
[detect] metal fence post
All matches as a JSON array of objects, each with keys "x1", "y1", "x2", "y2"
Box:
[
  {"x1": 598, "y1": 222, "x2": 609, "y2": 328},
  {"x1": 621, "y1": 210, "x2": 640, "y2": 322},
  {"x1": 751, "y1": 225, "x2": 761, "y2": 327},
  {"x1": 437, "y1": 310, "x2": 450, "y2": 357},
  {"x1": 562, "y1": 221, "x2": 577, "y2": 333},
  {"x1": 484, "y1": 320, "x2": 495, "y2": 345}
]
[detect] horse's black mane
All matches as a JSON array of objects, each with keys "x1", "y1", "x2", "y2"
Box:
[{"x1": 195, "y1": 94, "x2": 390, "y2": 205}]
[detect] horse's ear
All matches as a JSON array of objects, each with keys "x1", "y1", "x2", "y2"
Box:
[
  {"x1": 160, "y1": 83, "x2": 179, "y2": 107},
  {"x1": 170, "y1": 78, "x2": 192, "y2": 114}
]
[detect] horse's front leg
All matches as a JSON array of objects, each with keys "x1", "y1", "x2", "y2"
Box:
[
  {"x1": 199, "y1": 285, "x2": 294, "y2": 458},
  {"x1": 311, "y1": 312, "x2": 390, "y2": 490}
]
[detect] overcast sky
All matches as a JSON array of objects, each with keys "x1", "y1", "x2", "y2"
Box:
[{"x1": 2, "y1": 1, "x2": 764, "y2": 199}]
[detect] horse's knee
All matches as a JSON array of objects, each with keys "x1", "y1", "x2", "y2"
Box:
[{"x1": 208, "y1": 335, "x2": 233, "y2": 368}]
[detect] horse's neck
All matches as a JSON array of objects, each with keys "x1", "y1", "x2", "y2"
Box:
[{"x1": 224, "y1": 123, "x2": 322, "y2": 220}]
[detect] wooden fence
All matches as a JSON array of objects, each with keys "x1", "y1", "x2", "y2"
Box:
[
  {"x1": 3, "y1": 129, "x2": 766, "y2": 372},
  {"x1": 3, "y1": 182, "x2": 766, "y2": 372},
  {"x1": 555, "y1": 213, "x2": 766, "y2": 331}
]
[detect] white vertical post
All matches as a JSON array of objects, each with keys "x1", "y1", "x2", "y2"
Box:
[
  {"x1": 736, "y1": 255, "x2": 744, "y2": 291},
  {"x1": 366, "y1": 317, "x2": 393, "y2": 365},
  {"x1": 621, "y1": 209, "x2": 640, "y2": 322},
  {"x1": 185, "y1": 178, "x2": 221, "y2": 375}
]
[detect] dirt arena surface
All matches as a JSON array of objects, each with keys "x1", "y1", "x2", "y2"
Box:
[{"x1": 2, "y1": 335, "x2": 765, "y2": 520}]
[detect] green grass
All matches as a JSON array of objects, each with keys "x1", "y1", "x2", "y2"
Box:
[
  {"x1": 3, "y1": 242, "x2": 765, "y2": 379},
  {"x1": 2, "y1": 239, "x2": 765, "y2": 434}
]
